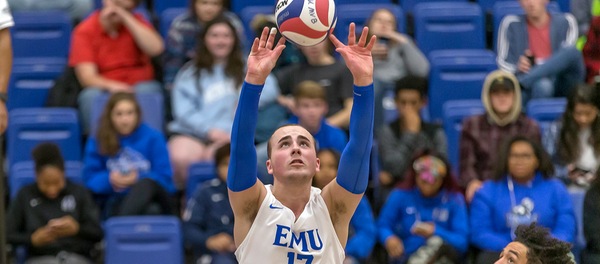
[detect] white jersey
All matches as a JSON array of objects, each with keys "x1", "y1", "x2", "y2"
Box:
[
  {"x1": 0, "y1": 0, "x2": 13, "y2": 30},
  {"x1": 235, "y1": 185, "x2": 345, "y2": 264}
]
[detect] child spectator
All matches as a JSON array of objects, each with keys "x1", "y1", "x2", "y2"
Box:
[
  {"x1": 83, "y1": 92, "x2": 175, "y2": 217},
  {"x1": 182, "y1": 143, "x2": 236, "y2": 264},
  {"x1": 7, "y1": 143, "x2": 103, "y2": 263},
  {"x1": 378, "y1": 150, "x2": 468, "y2": 264}
]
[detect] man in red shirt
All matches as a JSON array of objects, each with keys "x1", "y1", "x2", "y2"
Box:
[{"x1": 70, "y1": 0, "x2": 164, "y2": 133}]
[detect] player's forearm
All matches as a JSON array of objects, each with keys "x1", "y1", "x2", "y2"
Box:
[
  {"x1": 336, "y1": 84, "x2": 374, "y2": 194},
  {"x1": 227, "y1": 82, "x2": 262, "y2": 192}
]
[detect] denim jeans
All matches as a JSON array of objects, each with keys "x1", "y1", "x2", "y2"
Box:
[{"x1": 8, "y1": 0, "x2": 93, "y2": 21}]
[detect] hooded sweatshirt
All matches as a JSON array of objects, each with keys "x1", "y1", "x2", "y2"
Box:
[{"x1": 459, "y1": 70, "x2": 541, "y2": 186}]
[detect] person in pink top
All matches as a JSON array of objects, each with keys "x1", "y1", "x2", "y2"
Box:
[{"x1": 69, "y1": 0, "x2": 164, "y2": 133}]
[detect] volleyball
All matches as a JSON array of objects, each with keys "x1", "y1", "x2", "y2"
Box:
[{"x1": 275, "y1": 0, "x2": 337, "y2": 47}]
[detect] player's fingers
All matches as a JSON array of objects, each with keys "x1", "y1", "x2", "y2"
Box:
[
  {"x1": 266, "y1": 27, "x2": 277, "y2": 49},
  {"x1": 347, "y1": 22, "x2": 356, "y2": 46},
  {"x1": 329, "y1": 33, "x2": 343, "y2": 49},
  {"x1": 357, "y1": 26, "x2": 369, "y2": 47},
  {"x1": 365, "y1": 35, "x2": 377, "y2": 51},
  {"x1": 259, "y1": 27, "x2": 269, "y2": 48}
]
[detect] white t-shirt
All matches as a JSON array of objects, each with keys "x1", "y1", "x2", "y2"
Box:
[
  {"x1": 235, "y1": 185, "x2": 345, "y2": 264},
  {"x1": 0, "y1": 0, "x2": 13, "y2": 30}
]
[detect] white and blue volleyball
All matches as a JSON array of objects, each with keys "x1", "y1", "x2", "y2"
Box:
[{"x1": 275, "y1": 0, "x2": 337, "y2": 47}]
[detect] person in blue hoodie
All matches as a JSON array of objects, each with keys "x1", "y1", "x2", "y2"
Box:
[
  {"x1": 470, "y1": 135, "x2": 576, "y2": 264},
  {"x1": 83, "y1": 92, "x2": 175, "y2": 218},
  {"x1": 378, "y1": 149, "x2": 468, "y2": 264},
  {"x1": 183, "y1": 143, "x2": 236, "y2": 264},
  {"x1": 312, "y1": 148, "x2": 376, "y2": 263}
]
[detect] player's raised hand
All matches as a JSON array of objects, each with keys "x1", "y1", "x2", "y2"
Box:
[
  {"x1": 329, "y1": 23, "x2": 376, "y2": 86},
  {"x1": 245, "y1": 27, "x2": 286, "y2": 85}
]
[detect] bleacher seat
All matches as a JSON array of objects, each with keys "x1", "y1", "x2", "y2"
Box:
[
  {"x1": 477, "y1": 0, "x2": 513, "y2": 14},
  {"x1": 11, "y1": 11, "x2": 72, "y2": 59},
  {"x1": 569, "y1": 189, "x2": 586, "y2": 263},
  {"x1": 400, "y1": 0, "x2": 466, "y2": 14},
  {"x1": 413, "y1": 2, "x2": 485, "y2": 56},
  {"x1": 442, "y1": 100, "x2": 485, "y2": 173},
  {"x1": 232, "y1": 0, "x2": 275, "y2": 14},
  {"x1": 427, "y1": 49, "x2": 497, "y2": 122},
  {"x1": 9, "y1": 161, "x2": 83, "y2": 199},
  {"x1": 334, "y1": 3, "x2": 405, "y2": 43},
  {"x1": 159, "y1": 8, "x2": 186, "y2": 40},
  {"x1": 492, "y1": 1, "x2": 561, "y2": 51},
  {"x1": 7, "y1": 58, "x2": 66, "y2": 111},
  {"x1": 105, "y1": 216, "x2": 183, "y2": 264},
  {"x1": 185, "y1": 162, "x2": 216, "y2": 199},
  {"x1": 153, "y1": 0, "x2": 187, "y2": 17},
  {"x1": 7, "y1": 108, "x2": 81, "y2": 171},
  {"x1": 525, "y1": 97, "x2": 567, "y2": 133},
  {"x1": 89, "y1": 93, "x2": 165, "y2": 135},
  {"x1": 239, "y1": 5, "x2": 274, "y2": 51}
]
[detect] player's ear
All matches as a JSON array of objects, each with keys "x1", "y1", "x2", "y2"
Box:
[
  {"x1": 266, "y1": 159, "x2": 274, "y2": 174},
  {"x1": 315, "y1": 157, "x2": 320, "y2": 172}
]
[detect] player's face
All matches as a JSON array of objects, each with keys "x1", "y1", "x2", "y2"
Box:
[
  {"x1": 313, "y1": 151, "x2": 338, "y2": 189},
  {"x1": 111, "y1": 100, "x2": 138, "y2": 136},
  {"x1": 519, "y1": 0, "x2": 549, "y2": 19},
  {"x1": 36, "y1": 166, "x2": 66, "y2": 200},
  {"x1": 495, "y1": 241, "x2": 529, "y2": 264},
  {"x1": 508, "y1": 141, "x2": 539, "y2": 182},
  {"x1": 267, "y1": 126, "x2": 320, "y2": 183},
  {"x1": 205, "y1": 23, "x2": 236, "y2": 61},
  {"x1": 195, "y1": 0, "x2": 223, "y2": 23},
  {"x1": 295, "y1": 98, "x2": 328, "y2": 131},
  {"x1": 573, "y1": 103, "x2": 599, "y2": 129},
  {"x1": 368, "y1": 9, "x2": 396, "y2": 36}
]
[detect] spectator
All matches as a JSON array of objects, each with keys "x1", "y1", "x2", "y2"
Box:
[
  {"x1": 571, "y1": 0, "x2": 598, "y2": 38},
  {"x1": 497, "y1": 0, "x2": 584, "y2": 102},
  {"x1": 377, "y1": 76, "x2": 446, "y2": 205},
  {"x1": 276, "y1": 39, "x2": 354, "y2": 128},
  {"x1": 7, "y1": 143, "x2": 103, "y2": 263},
  {"x1": 183, "y1": 143, "x2": 236, "y2": 264},
  {"x1": 163, "y1": 0, "x2": 244, "y2": 90},
  {"x1": 312, "y1": 148, "x2": 376, "y2": 264},
  {"x1": 470, "y1": 136, "x2": 576, "y2": 264},
  {"x1": 495, "y1": 223, "x2": 574, "y2": 264},
  {"x1": 0, "y1": 0, "x2": 12, "y2": 134},
  {"x1": 70, "y1": 0, "x2": 164, "y2": 133},
  {"x1": 583, "y1": 16, "x2": 600, "y2": 84},
  {"x1": 256, "y1": 81, "x2": 348, "y2": 184},
  {"x1": 460, "y1": 70, "x2": 541, "y2": 203},
  {"x1": 83, "y1": 92, "x2": 175, "y2": 218},
  {"x1": 168, "y1": 17, "x2": 279, "y2": 189},
  {"x1": 546, "y1": 83, "x2": 599, "y2": 188},
  {"x1": 378, "y1": 150, "x2": 468, "y2": 264},
  {"x1": 583, "y1": 172, "x2": 600, "y2": 263},
  {"x1": 8, "y1": 0, "x2": 93, "y2": 22}
]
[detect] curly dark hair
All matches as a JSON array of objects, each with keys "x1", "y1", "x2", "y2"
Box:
[
  {"x1": 492, "y1": 136, "x2": 554, "y2": 181},
  {"x1": 194, "y1": 16, "x2": 244, "y2": 89},
  {"x1": 513, "y1": 223, "x2": 573, "y2": 264},
  {"x1": 557, "y1": 83, "x2": 600, "y2": 164},
  {"x1": 32, "y1": 143, "x2": 65, "y2": 173}
]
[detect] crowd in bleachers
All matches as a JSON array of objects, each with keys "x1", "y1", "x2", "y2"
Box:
[{"x1": 3, "y1": 0, "x2": 600, "y2": 263}]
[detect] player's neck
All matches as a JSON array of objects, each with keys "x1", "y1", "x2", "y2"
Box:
[{"x1": 272, "y1": 184, "x2": 311, "y2": 219}]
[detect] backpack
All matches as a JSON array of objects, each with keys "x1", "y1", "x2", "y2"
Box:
[{"x1": 45, "y1": 66, "x2": 83, "y2": 108}]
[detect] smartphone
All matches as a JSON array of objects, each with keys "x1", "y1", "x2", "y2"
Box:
[{"x1": 526, "y1": 55, "x2": 536, "y2": 66}]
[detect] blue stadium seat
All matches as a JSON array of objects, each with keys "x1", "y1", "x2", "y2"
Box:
[
  {"x1": 400, "y1": 0, "x2": 466, "y2": 14},
  {"x1": 232, "y1": 0, "x2": 275, "y2": 14},
  {"x1": 159, "y1": 8, "x2": 187, "y2": 40},
  {"x1": 413, "y1": 2, "x2": 485, "y2": 56},
  {"x1": 428, "y1": 49, "x2": 497, "y2": 122},
  {"x1": 153, "y1": 0, "x2": 187, "y2": 17},
  {"x1": 7, "y1": 108, "x2": 81, "y2": 170},
  {"x1": 10, "y1": 11, "x2": 72, "y2": 59},
  {"x1": 239, "y1": 5, "x2": 274, "y2": 51},
  {"x1": 525, "y1": 97, "x2": 567, "y2": 133},
  {"x1": 185, "y1": 162, "x2": 216, "y2": 200},
  {"x1": 9, "y1": 161, "x2": 84, "y2": 199},
  {"x1": 89, "y1": 93, "x2": 165, "y2": 135},
  {"x1": 442, "y1": 100, "x2": 485, "y2": 174},
  {"x1": 335, "y1": 3, "x2": 405, "y2": 42},
  {"x1": 492, "y1": 1, "x2": 561, "y2": 51},
  {"x1": 7, "y1": 58, "x2": 66, "y2": 111},
  {"x1": 105, "y1": 216, "x2": 183, "y2": 264},
  {"x1": 569, "y1": 189, "x2": 586, "y2": 263}
]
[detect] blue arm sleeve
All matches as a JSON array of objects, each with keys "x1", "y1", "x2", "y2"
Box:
[
  {"x1": 336, "y1": 84, "x2": 374, "y2": 194},
  {"x1": 227, "y1": 82, "x2": 263, "y2": 192}
]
